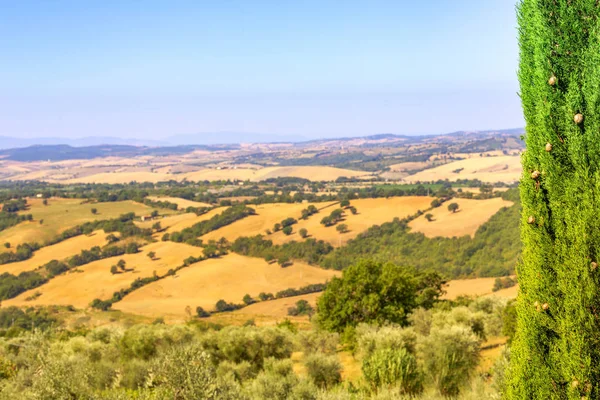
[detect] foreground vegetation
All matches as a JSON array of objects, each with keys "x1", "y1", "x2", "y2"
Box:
[{"x1": 0, "y1": 283, "x2": 512, "y2": 400}]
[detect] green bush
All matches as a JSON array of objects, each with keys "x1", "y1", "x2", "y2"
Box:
[
  {"x1": 418, "y1": 326, "x2": 480, "y2": 396},
  {"x1": 362, "y1": 347, "x2": 423, "y2": 394},
  {"x1": 303, "y1": 353, "x2": 342, "y2": 389}
]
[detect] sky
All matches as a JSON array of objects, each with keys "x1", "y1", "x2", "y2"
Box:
[{"x1": 0, "y1": 0, "x2": 523, "y2": 141}]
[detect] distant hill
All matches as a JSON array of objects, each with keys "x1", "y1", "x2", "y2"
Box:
[
  {"x1": 0, "y1": 144, "x2": 240, "y2": 162},
  {"x1": 0, "y1": 128, "x2": 524, "y2": 162}
]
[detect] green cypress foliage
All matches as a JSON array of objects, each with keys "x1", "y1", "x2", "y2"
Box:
[{"x1": 508, "y1": 2, "x2": 600, "y2": 398}]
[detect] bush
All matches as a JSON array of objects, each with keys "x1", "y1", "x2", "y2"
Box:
[
  {"x1": 282, "y1": 226, "x2": 293, "y2": 235},
  {"x1": 196, "y1": 306, "x2": 210, "y2": 318},
  {"x1": 152, "y1": 345, "x2": 230, "y2": 398},
  {"x1": 355, "y1": 324, "x2": 417, "y2": 359},
  {"x1": 243, "y1": 294, "x2": 255, "y2": 305},
  {"x1": 303, "y1": 353, "x2": 342, "y2": 389},
  {"x1": 362, "y1": 347, "x2": 423, "y2": 394},
  {"x1": 418, "y1": 326, "x2": 480, "y2": 396},
  {"x1": 287, "y1": 300, "x2": 314, "y2": 317},
  {"x1": 299, "y1": 228, "x2": 308, "y2": 238},
  {"x1": 296, "y1": 330, "x2": 339, "y2": 355}
]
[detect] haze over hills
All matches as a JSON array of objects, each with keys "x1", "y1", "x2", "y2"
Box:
[{"x1": 0, "y1": 127, "x2": 524, "y2": 152}]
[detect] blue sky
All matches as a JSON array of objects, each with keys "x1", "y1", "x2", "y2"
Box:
[{"x1": 0, "y1": 1, "x2": 522, "y2": 140}]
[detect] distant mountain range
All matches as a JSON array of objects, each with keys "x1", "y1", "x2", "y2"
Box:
[
  {"x1": 0, "y1": 132, "x2": 309, "y2": 150},
  {"x1": 0, "y1": 128, "x2": 523, "y2": 150}
]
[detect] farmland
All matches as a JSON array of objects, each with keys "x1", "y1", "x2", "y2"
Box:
[
  {"x1": 0, "y1": 230, "x2": 109, "y2": 275},
  {"x1": 404, "y1": 155, "x2": 521, "y2": 183},
  {"x1": 0, "y1": 198, "x2": 162, "y2": 249},
  {"x1": 408, "y1": 197, "x2": 514, "y2": 238},
  {"x1": 268, "y1": 197, "x2": 433, "y2": 246},
  {"x1": 114, "y1": 253, "x2": 340, "y2": 318},
  {"x1": 5, "y1": 241, "x2": 203, "y2": 309},
  {"x1": 200, "y1": 202, "x2": 336, "y2": 243}
]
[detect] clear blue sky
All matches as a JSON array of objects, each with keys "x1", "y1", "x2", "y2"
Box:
[{"x1": 0, "y1": 0, "x2": 522, "y2": 140}]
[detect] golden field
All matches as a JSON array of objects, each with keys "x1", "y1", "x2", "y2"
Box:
[
  {"x1": 0, "y1": 198, "x2": 162, "y2": 249},
  {"x1": 404, "y1": 155, "x2": 521, "y2": 183},
  {"x1": 200, "y1": 202, "x2": 337, "y2": 243},
  {"x1": 442, "y1": 277, "x2": 518, "y2": 300},
  {"x1": 408, "y1": 197, "x2": 513, "y2": 238},
  {"x1": 0, "y1": 230, "x2": 109, "y2": 275},
  {"x1": 7, "y1": 166, "x2": 374, "y2": 184},
  {"x1": 4, "y1": 241, "x2": 203, "y2": 309},
  {"x1": 145, "y1": 196, "x2": 212, "y2": 209},
  {"x1": 162, "y1": 207, "x2": 228, "y2": 234},
  {"x1": 114, "y1": 253, "x2": 340, "y2": 318},
  {"x1": 269, "y1": 197, "x2": 433, "y2": 246},
  {"x1": 234, "y1": 292, "x2": 322, "y2": 319}
]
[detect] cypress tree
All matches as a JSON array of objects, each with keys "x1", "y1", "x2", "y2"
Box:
[{"x1": 508, "y1": 1, "x2": 600, "y2": 399}]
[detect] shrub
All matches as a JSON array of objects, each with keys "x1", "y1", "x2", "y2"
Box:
[
  {"x1": 243, "y1": 294, "x2": 255, "y2": 305},
  {"x1": 296, "y1": 330, "x2": 339, "y2": 355},
  {"x1": 303, "y1": 353, "x2": 342, "y2": 389},
  {"x1": 299, "y1": 228, "x2": 308, "y2": 238},
  {"x1": 362, "y1": 347, "x2": 423, "y2": 394},
  {"x1": 282, "y1": 226, "x2": 293, "y2": 235},
  {"x1": 152, "y1": 345, "x2": 230, "y2": 398},
  {"x1": 355, "y1": 324, "x2": 417, "y2": 359},
  {"x1": 418, "y1": 326, "x2": 480, "y2": 396},
  {"x1": 196, "y1": 306, "x2": 210, "y2": 318},
  {"x1": 287, "y1": 300, "x2": 314, "y2": 317}
]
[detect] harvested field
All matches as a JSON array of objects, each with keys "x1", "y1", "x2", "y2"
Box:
[
  {"x1": 163, "y1": 207, "x2": 229, "y2": 234},
  {"x1": 234, "y1": 292, "x2": 322, "y2": 319},
  {"x1": 389, "y1": 161, "x2": 431, "y2": 172},
  {"x1": 442, "y1": 277, "x2": 518, "y2": 300},
  {"x1": 405, "y1": 156, "x2": 521, "y2": 183},
  {"x1": 201, "y1": 202, "x2": 336, "y2": 243},
  {"x1": 146, "y1": 196, "x2": 212, "y2": 209},
  {"x1": 408, "y1": 197, "x2": 513, "y2": 238},
  {"x1": 0, "y1": 230, "x2": 109, "y2": 275},
  {"x1": 269, "y1": 197, "x2": 433, "y2": 246},
  {"x1": 114, "y1": 253, "x2": 340, "y2": 318},
  {"x1": 0, "y1": 198, "x2": 161, "y2": 248},
  {"x1": 4, "y1": 241, "x2": 203, "y2": 309},
  {"x1": 64, "y1": 171, "x2": 172, "y2": 184}
]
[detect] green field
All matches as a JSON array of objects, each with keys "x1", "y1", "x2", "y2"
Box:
[{"x1": 0, "y1": 198, "x2": 171, "y2": 249}]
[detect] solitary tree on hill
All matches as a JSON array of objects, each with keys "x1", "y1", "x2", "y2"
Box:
[
  {"x1": 447, "y1": 203, "x2": 459, "y2": 213},
  {"x1": 507, "y1": 2, "x2": 600, "y2": 398},
  {"x1": 424, "y1": 213, "x2": 434, "y2": 222}
]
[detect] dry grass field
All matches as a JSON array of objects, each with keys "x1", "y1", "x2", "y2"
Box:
[
  {"x1": 0, "y1": 198, "x2": 162, "y2": 249},
  {"x1": 442, "y1": 277, "x2": 518, "y2": 300},
  {"x1": 404, "y1": 155, "x2": 521, "y2": 183},
  {"x1": 11, "y1": 165, "x2": 374, "y2": 184},
  {"x1": 4, "y1": 241, "x2": 203, "y2": 309},
  {"x1": 388, "y1": 161, "x2": 432, "y2": 172},
  {"x1": 268, "y1": 197, "x2": 433, "y2": 246},
  {"x1": 200, "y1": 202, "x2": 336, "y2": 243},
  {"x1": 64, "y1": 171, "x2": 173, "y2": 184},
  {"x1": 234, "y1": 292, "x2": 322, "y2": 319},
  {"x1": 408, "y1": 198, "x2": 513, "y2": 238},
  {"x1": 162, "y1": 207, "x2": 228, "y2": 234},
  {"x1": 0, "y1": 230, "x2": 110, "y2": 275},
  {"x1": 145, "y1": 196, "x2": 212, "y2": 209},
  {"x1": 114, "y1": 253, "x2": 340, "y2": 318}
]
